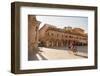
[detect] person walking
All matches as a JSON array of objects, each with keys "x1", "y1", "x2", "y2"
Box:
[
  {"x1": 72, "y1": 42, "x2": 78, "y2": 55},
  {"x1": 68, "y1": 42, "x2": 73, "y2": 53}
]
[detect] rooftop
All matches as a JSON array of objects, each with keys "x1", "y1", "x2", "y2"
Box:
[{"x1": 42, "y1": 24, "x2": 87, "y2": 37}]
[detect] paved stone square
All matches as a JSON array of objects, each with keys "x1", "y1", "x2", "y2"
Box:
[
  {"x1": 28, "y1": 46, "x2": 88, "y2": 60},
  {"x1": 36, "y1": 46, "x2": 88, "y2": 60}
]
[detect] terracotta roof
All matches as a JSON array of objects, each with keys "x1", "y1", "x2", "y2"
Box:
[
  {"x1": 40, "y1": 23, "x2": 87, "y2": 37},
  {"x1": 46, "y1": 26, "x2": 87, "y2": 37}
]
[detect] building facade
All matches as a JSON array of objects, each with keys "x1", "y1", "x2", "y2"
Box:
[
  {"x1": 39, "y1": 24, "x2": 87, "y2": 47},
  {"x1": 28, "y1": 15, "x2": 41, "y2": 54}
]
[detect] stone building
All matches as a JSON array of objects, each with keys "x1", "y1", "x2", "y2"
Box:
[
  {"x1": 28, "y1": 15, "x2": 41, "y2": 54},
  {"x1": 39, "y1": 24, "x2": 87, "y2": 47}
]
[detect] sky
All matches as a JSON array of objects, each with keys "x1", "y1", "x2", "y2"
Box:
[{"x1": 36, "y1": 15, "x2": 88, "y2": 33}]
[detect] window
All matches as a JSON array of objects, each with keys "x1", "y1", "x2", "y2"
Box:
[{"x1": 51, "y1": 33, "x2": 53, "y2": 36}]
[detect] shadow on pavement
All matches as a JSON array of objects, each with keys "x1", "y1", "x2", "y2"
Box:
[
  {"x1": 75, "y1": 54, "x2": 88, "y2": 58},
  {"x1": 38, "y1": 53, "x2": 48, "y2": 60},
  {"x1": 28, "y1": 50, "x2": 48, "y2": 61},
  {"x1": 28, "y1": 53, "x2": 39, "y2": 61}
]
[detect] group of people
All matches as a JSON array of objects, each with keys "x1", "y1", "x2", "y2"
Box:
[{"x1": 68, "y1": 42, "x2": 78, "y2": 55}]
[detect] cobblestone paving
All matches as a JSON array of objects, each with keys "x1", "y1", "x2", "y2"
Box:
[{"x1": 38, "y1": 46, "x2": 88, "y2": 60}]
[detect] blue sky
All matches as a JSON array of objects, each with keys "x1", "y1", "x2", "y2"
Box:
[{"x1": 36, "y1": 15, "x2": 88, "y2": 33}]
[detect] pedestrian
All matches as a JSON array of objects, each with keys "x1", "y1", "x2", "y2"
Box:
[
  {"x1": 72, "y1": 43, "x2": 78, "y2": 55},
  {"x1": 68, "y1": 42, "x2": 73, "y2": 53}
]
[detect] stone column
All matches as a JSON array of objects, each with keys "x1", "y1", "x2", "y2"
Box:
[
  {"x1": 46, "y1": 41, "x2": 49, "y2": 47},
  {"x1": 57, "y1": 41, "x2": 58, "y2": 47},
  {"x1": 52, "y1": 41, "x2": 53, "y2": 47},
  {"x1": 61, "y1": 41, "x2": 63, "y2": 47}
]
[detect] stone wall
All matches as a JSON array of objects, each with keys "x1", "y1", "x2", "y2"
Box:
[{"x1": 28, "y1": 15, "x2": 41, "y2": 54}]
